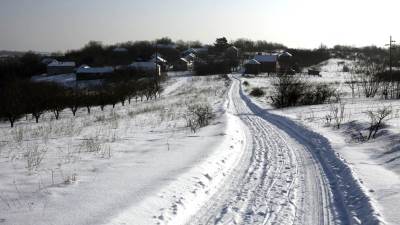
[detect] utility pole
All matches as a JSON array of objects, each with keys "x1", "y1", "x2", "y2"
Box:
[
  {"x1": 385, "y1": 36, "x2": 397, "y2": 98},
  {"x1": 386, "y1": 35, "x2": 396, "y2": 75},
  {"x1": 155, "y1": 40, "x2": 158, "y2": 78}
]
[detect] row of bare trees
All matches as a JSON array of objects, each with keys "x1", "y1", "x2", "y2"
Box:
[{"x1": 0, "y1": 78, "x2": 162, "y2": 127}]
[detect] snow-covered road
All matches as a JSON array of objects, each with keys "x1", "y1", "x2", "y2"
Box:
[{"x1": 186, "y1": 76, "x2": 383, "y2": 225}]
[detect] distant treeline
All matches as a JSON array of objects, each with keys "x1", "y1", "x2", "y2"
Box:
[
  {"x1": 0, "y1": 52, "x2": 46, "y2": 80},
  {"x1": 232, "y1": 38, "x2": 288, "y2": 52},
  {"x1": 0, "y1": 76, "x2": 162, "y2": 127},
  {"x1": 1, "y1": 37, "x2": 398, "y2": 80}
]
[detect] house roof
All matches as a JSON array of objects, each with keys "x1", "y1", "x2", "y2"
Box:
[
  {"x1": 184, "y1": 53, "x2": 196, "y2": 60},
  {"x1": 113, "y1": 47, "x2": 128, "y2": 52},
  {"x1": 279, "y1": 52, "x2": 293, "y2": 58},
  {"x1": 254, "y1": 54, "x2": 278, "y2": 63},
  {"x1": 156, "y1": 44, "x2": 177, "y2": 49},
  {"x1": 245, "y1": 59, "x2": 261, "y2": 65},
  {"x1": 48, "y1": 60, "x2": 76, "y2": 67},
  {"x1": 76, "y1": 66, "x2": 114, "y2": 74},
  {"x1": 150, "y1": 55, "x2": 167, "y2": 63},
  {"x1": 227, "y1": 46, "x2": 239, "y2": 51},
  {"x1": 179, "y1": 58, "x2": 189, "y2": 63},
  {"x1": 183, "y1": 47, "x2": 208, "y2": 56},
  {"x1": 130, "y1": 62, "x2": 160, "y2": 70},
  {"x1": 151, "y1": 53, "x2": 164, "y2": 59},
  {"x1": 41, "y1": 58, "x2": 56, "y2": 65}
]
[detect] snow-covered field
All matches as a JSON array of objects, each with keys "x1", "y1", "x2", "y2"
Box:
[
  {"x1": 2, "y1": 60, "x2": 399, "y2": 225},
  {"x1": 242, "y1": 59, "x2": 400, "y2": 225},
  {"x1": 0, "y1": 74, "x2": 244, "y2": 225}
]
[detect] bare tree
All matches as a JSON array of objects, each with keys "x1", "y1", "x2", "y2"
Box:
[
  {"x1": 329, "y1": 102, "x2": 346, "y2": 129},
  {"x1": 352, "y1": 59, "x2": 384, "y2": 98},
  {"x1": 345, "y1": 73, "x2": 358, "y2": 99},
  {"x1": 365, "y1": 106, "x2": 392, "y2": 140}
]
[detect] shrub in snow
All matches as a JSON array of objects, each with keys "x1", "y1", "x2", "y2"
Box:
[
  {"x1": 328, "y1": 102, "x2": 346, "y2": 129},
  {"x1": 271, "y1": 75, "x2": 306, "y2": 108},
  {"x1": 365, "y1": 106, "x2": 392, "y2": 140},
  {"x1": 82, "y1": 137, "x2": 102, "y2": 153},
  {"x1": 25, "y1": 144, "x2": 47, "y2": 172},
  {"x1": 185, "y1": 103, "x2": 213, "y2": 133},
  {"x1": 301, "y1": 84, "x2": 335, "y2": 106},
  {"x1": 250, "y1": 87, "x2": 265, "y2": 97},
  {"x1": 271, "y1": 75, "x2": 334, "y2": 108}
]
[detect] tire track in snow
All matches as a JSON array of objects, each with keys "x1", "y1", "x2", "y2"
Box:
[{"x1": 186, "y1": 77, "x2": 335, "y2": 225}]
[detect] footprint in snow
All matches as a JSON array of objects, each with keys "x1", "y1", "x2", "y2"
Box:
[
  {"x1": 204, "y1": 174, "x2": 212, "y2": 180},
  {"x1": 198, "y1": 181, "x2": 205, "y2": 188}
]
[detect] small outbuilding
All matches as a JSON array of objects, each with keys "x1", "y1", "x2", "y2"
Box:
[
  {"x1": 244, "y1": 59, "x2": 261, "y2": 75},
  {"x1": 47, "y1": 60, "x2": 76, "y2": 75}
]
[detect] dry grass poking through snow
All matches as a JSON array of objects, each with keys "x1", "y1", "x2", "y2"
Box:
[{"x1": 0, "y1": 75, "x2": 230, "y2": 215}]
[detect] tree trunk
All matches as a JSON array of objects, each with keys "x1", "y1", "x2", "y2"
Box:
[
  {"x1": 53, "y1": 110, "x2": 60, "y2": 120},
  {"x1": 9, "y1": 117, "x2": 15, "y2": 128},
  {"x1": 34, "y1": 114, "x2": 40, "y2": 123},
  {"x1": 72, "y1": 107, "x2": 77, "y2": 116}
]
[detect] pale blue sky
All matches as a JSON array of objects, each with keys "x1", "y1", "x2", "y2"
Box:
[{"x1": 0, "y1": 0, "x2": 399, "y2": 52}]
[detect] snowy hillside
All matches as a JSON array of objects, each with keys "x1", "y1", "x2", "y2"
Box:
[
  {"x1": 2, "y1": 61, "x2": 398, "y2": 225},
  {"x1": 0, "y1": 75, "x2": 244, "y2": 225}
]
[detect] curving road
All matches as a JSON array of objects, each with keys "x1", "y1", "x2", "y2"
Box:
[{"x1": 186, "y1": 76, "x2": 336, "y2": 225}]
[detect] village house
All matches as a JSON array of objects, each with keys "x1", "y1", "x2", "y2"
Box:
[
  {"x1": 244, "y1": 59, "x2": 261, "y2": 75},
  {"x1": 277, "y1": 52, "x2": 294, "y2": 75},
  {"x1": 150, "y1": 55, "x2": 168, "y2": 72},
  {"x1": 47, "y1": 60, "x2": 76, "y2": 75},
  {"x1": 172, "y1": 58, "x2": 190, "y2": 71},
  {"x1": 182, "y1": 47, "x2": 209, "y2": 58},
  {"x1": 76, "y1": 65, "x2": 114, "y2": 80},
  {"x1": 225, "y1": 46, "x2": 240, "y2": 58},
  {"x1": 254, "y1": 53, "x2": 278, "y2": 74},
  {"x1": 184, "y1": 53, "x2": 196, "y2": 63}
]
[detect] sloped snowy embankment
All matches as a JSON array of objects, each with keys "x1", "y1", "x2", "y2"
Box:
[{"x1": 0, "y1": 75, "x2": 245, "y2": 225}]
